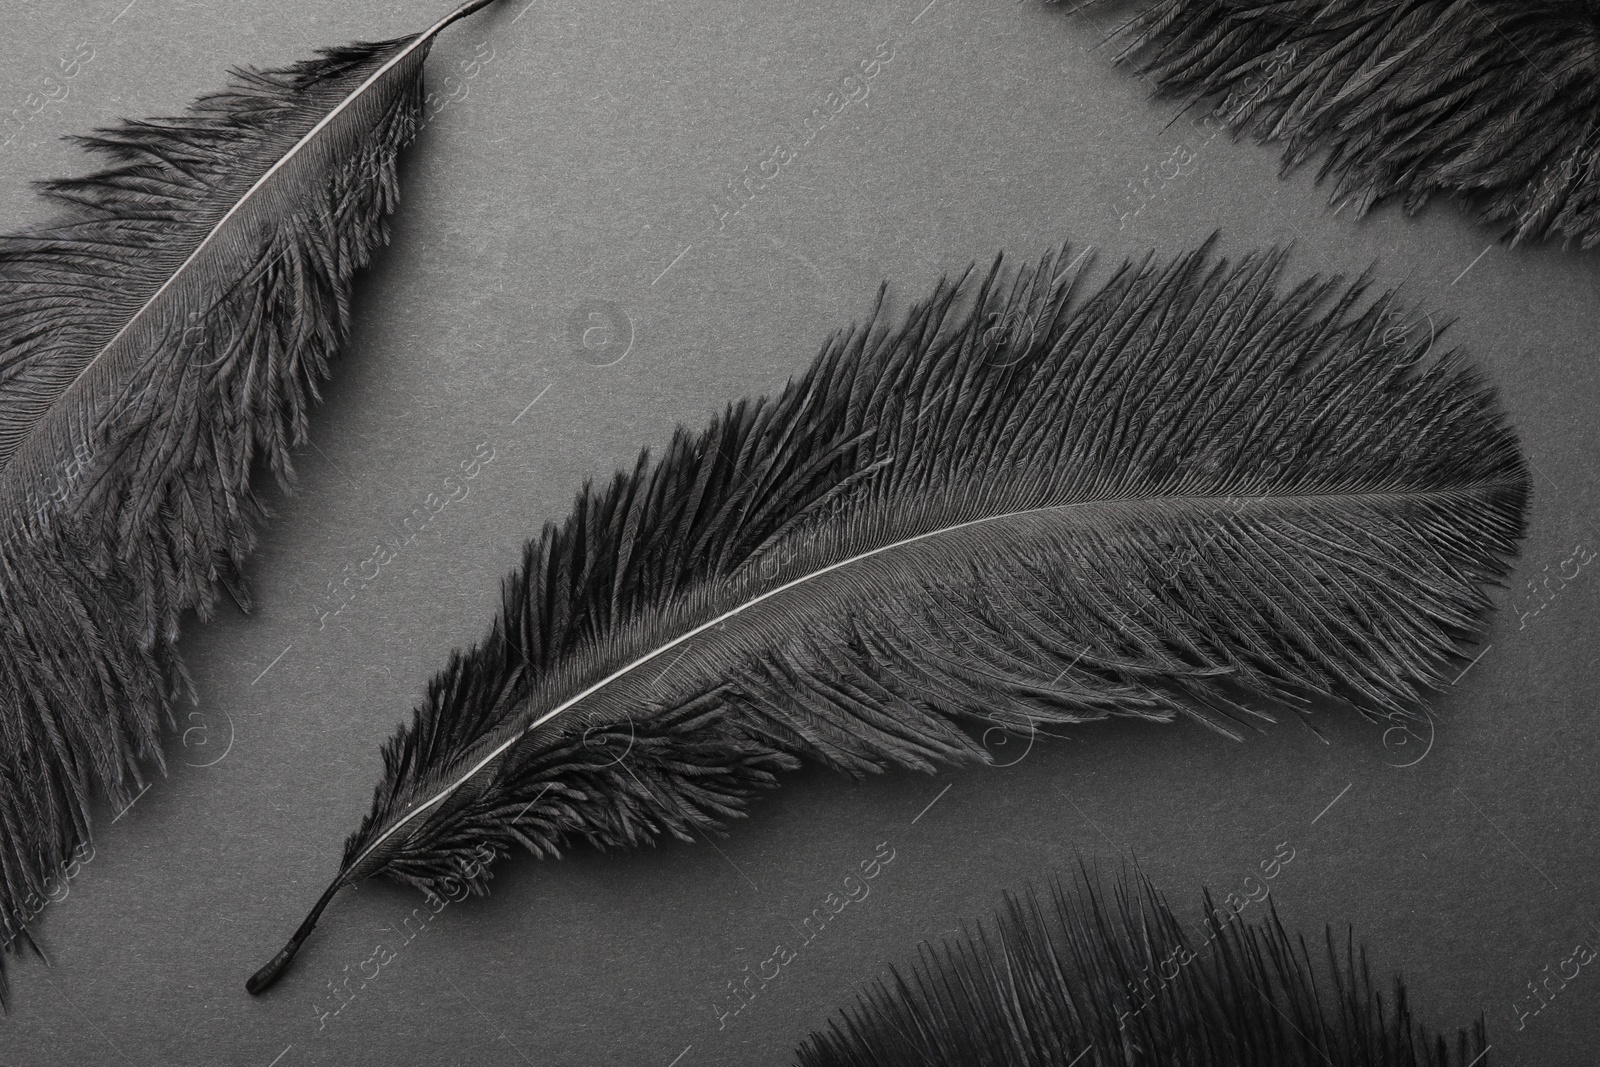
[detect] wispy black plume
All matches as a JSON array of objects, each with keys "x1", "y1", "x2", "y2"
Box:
[
  {"x1": 0, "y1": 0, "x2": 506, "y2": 997},
  {"x1": 796, "y1": 867, "x2": 1490, "y2": 1066},
  {"x1": 249, "y1": 238, "x2": 1528, "y2": 992},
  {"x1": 1071, "y1": 0, "x2": 1600, "y2": 246}
]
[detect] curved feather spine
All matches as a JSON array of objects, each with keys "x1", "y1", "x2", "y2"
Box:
[
  {"x1": 249, "y1": 238, "x2": 1528, "y2": 992},
  {"x1": 0, "y1": 0, "x2": 506, "y2": 997}
]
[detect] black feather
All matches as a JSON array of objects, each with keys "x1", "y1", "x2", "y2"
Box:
[
  {"x1": 795, "y1": 866, "x2": 1490, "y2": 1066},
  {"x1": 0, "y1": 0, "x2": 506, "y2": 996},
  {"x1": 247, "y1": 238, "x2": 1529, "y2": 992},
  {"x1": 1070, "y1": 0, "x2": 1600, "y2": 247}
]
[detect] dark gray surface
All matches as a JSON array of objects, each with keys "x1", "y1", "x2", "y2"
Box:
[{"x1": 1, "y1": 0, "x2": 1597, "y2": 1063}]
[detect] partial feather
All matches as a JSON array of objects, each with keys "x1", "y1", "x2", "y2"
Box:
[
  {"x1": 0, "y1": 0, "x2": 505, "y2": 996},
  {"x1": 1070, "y1": 0, "x2": 1600, "y2": 246},
  {"x1": 796, "y1": 866, "x2": 1490, "y2": 1066},
  {"x1": 248, "y1": 238, "x2": 1528, "y2": 992}
]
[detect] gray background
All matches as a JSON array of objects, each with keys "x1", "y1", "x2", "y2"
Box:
[{"x1": 0, "y1": 0, "x2": 1597, "y2": 1063}]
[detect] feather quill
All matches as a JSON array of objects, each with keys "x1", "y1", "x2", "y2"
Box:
[
  {"x1": 1068, "y1": 0, "x2": 1600, "y2": 246},
  {"x1": 0, "y1": 0, "x2": 506, "y2": 994},
  {"x1": 796, "y1": 866, "x2": 1490, "y2": 1066},
  {"x1": 248, "y1": 238, "x2": 1528, "y2": 992}
]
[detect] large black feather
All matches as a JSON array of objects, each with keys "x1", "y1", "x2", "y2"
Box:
[
  {"x1": 1070, "y1": 0, "x2": 1600, "y2": 246},
  {"x1": 795, "y1": 866, "x2": 1490, "y2": 1066},
  {"x1": 248, "y1": 238, "x2": 1528, "y2": 991},
  {"x1": 0, "y1": 0, "x2": 505, "y2": 995}
]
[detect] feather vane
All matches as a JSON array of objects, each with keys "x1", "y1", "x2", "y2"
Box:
[{"x1": 248, "y1": 238, "x2": 1528, "y2": 991}]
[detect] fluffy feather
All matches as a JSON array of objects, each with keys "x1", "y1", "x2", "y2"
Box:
[
  {"x1": 1071, "y1": 0, "x2": 1600, "y2": 246},
  {"x1": 0, "y1": 0, "x2": 505, "y2": 994},
  {"x1": 796, "y1": 866, "x2": 1490, "y2": 1066},
  {"x1": 248, "y1": 238, "x2": 1528, "y2": 992}
]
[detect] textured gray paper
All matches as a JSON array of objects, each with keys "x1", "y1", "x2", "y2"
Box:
[{"x1": 0, "y1": 0, "x2": 1596, "y2": 1064}]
